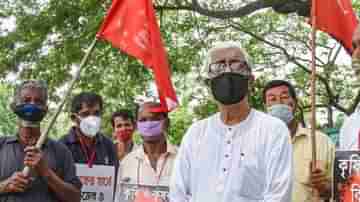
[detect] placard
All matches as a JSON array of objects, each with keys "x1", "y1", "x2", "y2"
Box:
[
  {"x1": 334, "y1": 151, "x2": 360, "y2": 202},
  {"x1": 76, "y1": 164, "x2": 116, "y2": 202},
  {"x1": 117, "y1": 183, "x2": 169, "y2": 202}
]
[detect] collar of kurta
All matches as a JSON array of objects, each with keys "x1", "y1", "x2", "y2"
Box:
[{"x1": 135, "y1": 142, "x2": 177, "y2": 160}]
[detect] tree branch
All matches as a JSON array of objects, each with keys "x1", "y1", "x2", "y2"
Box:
[
  {"x1": 155, "y1": 5, "x2": 193, "y2": 11},
  {"x1": 191, "y1": 0, "x2": 270, "y2": 19},
  {"x1": 350, "y1": 90, "x2": 360, "y2": 113},
  {"x1": 230, "y1": 22, "x2": 350, "y2": 114}
]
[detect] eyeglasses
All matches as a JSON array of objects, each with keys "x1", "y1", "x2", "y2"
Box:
[{"x1": 207, "y1": 61, "x2": 251, "y2": 78}]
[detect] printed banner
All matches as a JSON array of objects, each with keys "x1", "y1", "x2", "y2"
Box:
[
  {"x1": 117, "y1": 183, "x2": 169, "y2": 202},
  {"x1": 334, "y1": 150, "x2": 360, "y2": 202},
  {"x1": 76, "y1": 164, "x2": 116, "y2": 202}
]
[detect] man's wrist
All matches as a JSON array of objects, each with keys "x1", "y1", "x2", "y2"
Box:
[
  {"x1": 39, "y1": 167, "x2": 51, "y2": 178},
  {"x1": 319, "y1": 182, "x2": 331, "y2": 198},
  {"x1": 40, "y1": 168, "x2": 52, "y2": 185},
  {"x1": 0, "y1": 179, "x2": 10, "y2": 193}
]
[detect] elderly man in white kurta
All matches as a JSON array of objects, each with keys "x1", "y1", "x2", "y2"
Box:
[{"x1": 169, "y1": 42, "x2": 293, "y2": 202}]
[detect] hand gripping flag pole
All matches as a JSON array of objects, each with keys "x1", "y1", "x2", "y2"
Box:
[{"x1": 22, "y1": 38, "x2": 98, "y2": 176}]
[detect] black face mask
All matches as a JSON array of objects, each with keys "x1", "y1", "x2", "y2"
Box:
[
  {"x1": 13, "y1": 103, "x2": 47, "y2": 122},
  {"x1": 210, "y1": 73, "x2": 249, "y2": 105}
]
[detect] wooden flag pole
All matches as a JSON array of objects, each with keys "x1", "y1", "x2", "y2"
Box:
[
  {"x1": 310, "y1": 0, "x2": 319, "y2": 201},
  {"x1": 310, "y1": 0, "x2": 317, "y2": 174},
  {"x1": 22, "y1": 37, "x2": 99, "y2": 176}
]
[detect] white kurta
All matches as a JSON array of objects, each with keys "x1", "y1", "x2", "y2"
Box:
[
  {"x1": 169, "y1": 109, "x2": 293, "y2": 202},
  {"x1": 339, "y1": 109, "x2": 360, "y2": 150}
]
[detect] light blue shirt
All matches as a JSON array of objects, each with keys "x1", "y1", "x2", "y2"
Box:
[{"x1": 169, "y1": 109, "x2": 293, "y2": 202}]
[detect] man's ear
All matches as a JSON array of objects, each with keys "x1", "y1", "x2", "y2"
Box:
[
  {"x1": 133, "y1": 121, "x2": 137, "y2": 130},
  {"x1": 293, "y1": 101, "x2": 298, "y2": 114},
  {"x1": 249, "y1": 74, "x2": 255, "y2": 83},
  {"x1": 9, "y1": 102, "x2": 16, "y2": 112},
  {"x1": 43, "y1": 105, "x2": 48, "y2": 114},
  {"x1": 70, "y1": 113, "x2": 79, "y2": 123},
  {"x1": 164, "y1": 117, "x2": 170, "y2": 131},
  {"x1": 248, "y1": 74, "x2": 255, "y2": 92}
]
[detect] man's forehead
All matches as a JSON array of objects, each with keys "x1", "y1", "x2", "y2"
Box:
[
  {"x1": 138, "y1": 104, "x2": 165, "y2": 118},
  {"x1": 114, "y1": 116, "x2": 132, "y2": 123},
  {"x1": 266, "y1": 85, "x2": 290, "y2": 96},
  {"x1": 20, "y1": 87, "x2": 43, "y2": 97},
  {"x1": 79, "y1": 103, "x2": 100, "y2": 111},
  {"x1": 210, "y1": 47, "x2": 245, "y2": 62}
]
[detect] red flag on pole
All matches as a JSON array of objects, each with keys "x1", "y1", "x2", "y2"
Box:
[
  {"x1": 96, "y1": 0, "x2": 178, "y2": 112},
  {"x1": 311, "y1": 0, "x2": 358, "y2": 54}
]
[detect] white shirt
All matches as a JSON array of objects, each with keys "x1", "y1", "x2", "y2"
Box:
[
  {"x1": 169, "y1": 109, "x2": 293, "y2": 202},
  {"x1": 339, "y1": 108, "x2": 360, "y2": 150}
]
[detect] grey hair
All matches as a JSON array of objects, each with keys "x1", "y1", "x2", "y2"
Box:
[
  {"x1": 12, "y1": 80, "x2": 48, "y2": 106},
  {"x1": 202, "y1": 41, "x2": 254, "y2": 78}
]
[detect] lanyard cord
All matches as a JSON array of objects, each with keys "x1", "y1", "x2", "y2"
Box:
[
  {"x1": 136, "y1": 153, "x2": 169, "y2": 186},
  {"x1": 79, "y1": 136, "x2": 97, "y2": 168}
]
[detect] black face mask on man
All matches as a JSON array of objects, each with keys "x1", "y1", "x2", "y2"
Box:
[{"x1": 210, "y1": 73, "x2": 249, "y2": 105}]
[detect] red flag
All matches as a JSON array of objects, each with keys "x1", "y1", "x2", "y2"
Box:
[
  {"x1": 97, "y1": 0, "x2": 178, "y2": 112},
  {"x1": 311, "y1": 0, "x2": 358, "y2": 54}
]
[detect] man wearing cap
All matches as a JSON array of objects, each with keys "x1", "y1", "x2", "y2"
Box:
[
  {"x1": 169, "y1": 42, "x2": 293, "y2": 202},
  {"x1": 115, "y1": 102, "x2": 177, "y2": 202},
  {"x1": 0, "y1": 80, "x2": 81, "y2": 202}
]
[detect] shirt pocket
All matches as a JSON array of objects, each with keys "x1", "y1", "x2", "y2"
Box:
[
  {"x1": 231, "y1": 153, "x2": 265, "y2": 200},
  {"x1": 295, "y1": 157, "x2": 327, "y2": 184},
  {"x1": 295, "y1": 157, "x2": 311, "y2": 184}
]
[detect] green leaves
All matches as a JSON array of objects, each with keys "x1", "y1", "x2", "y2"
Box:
[
  {"x1": 1, "y1": 0, "x2": 360, "y2": 143},
  {"x1": 0, "y1": 84, "x2": 17, "y2": 136}
]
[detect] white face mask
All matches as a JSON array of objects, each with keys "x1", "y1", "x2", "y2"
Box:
[
  {"x1": 268, "y1": 104, "x2": 294, "y2": 124},
  {"x1": 79, "y1": 116, "x2": 101, "y2": 138}
]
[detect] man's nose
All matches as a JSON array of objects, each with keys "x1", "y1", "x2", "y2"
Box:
[
  {"x1": 273, "y1": 97, "x2": 286, "y2": 104},
  {"x1": 28, "y1": 99, "x2": 37, "y2": 105},
  {"x1": 224, "y1": 62, "x2": 233, "y2": 73}
]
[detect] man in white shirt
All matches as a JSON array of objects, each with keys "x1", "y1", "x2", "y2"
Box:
[
  {"x1": 339, "y1": 24, "x2": 360, "y2": 150},
  {"x1": 169, "y1": 41, "x2": 293, "y2": 202}
]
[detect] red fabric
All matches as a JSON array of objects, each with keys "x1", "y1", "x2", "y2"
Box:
[
  {"x1": 134, "y1": 190, "x2": 163, "y2": 202},
  {"x1": 341, "y1": 175, "x2": 360, "y2": 202},
  {"x1": 97, "y1": 0, "x2": 178, "y2": 112},
  {"x1": 311, "y1": 0, "x2": 358, "y2": 54},
  {"x1": 115, "y1": 129, "x2": 133, "y2": 142}
]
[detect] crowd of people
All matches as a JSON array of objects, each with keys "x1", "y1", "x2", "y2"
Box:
[{"x1": 1, "y1": 24, "x2": 360, "y2": 202}]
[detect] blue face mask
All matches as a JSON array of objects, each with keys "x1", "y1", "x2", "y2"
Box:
[
  {"x1": 13, "y1": 103, "x2": 46, "y2": 122},
  {"x1": 268, "y1": 104, "x2": 294, "y2": 124}
]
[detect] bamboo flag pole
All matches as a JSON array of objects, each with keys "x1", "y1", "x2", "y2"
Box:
[
  {"x1": 310, "y1": 0, "x2": 319, "y2": 201},
  {"x1": 23, "y1": 37, "x2": 99, "y2": 176},
  {"x1": 310, "y1": 0, "x2": 317, "y2": 174}
]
